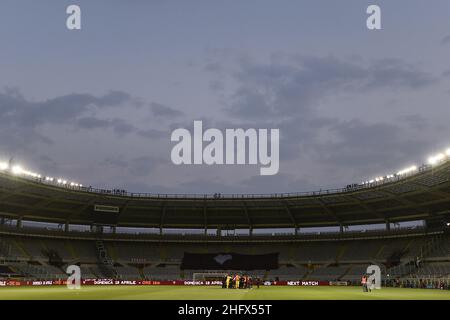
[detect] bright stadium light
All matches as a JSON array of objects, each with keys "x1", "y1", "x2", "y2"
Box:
[
  {"x1": 11, "y1": 165, "x2": 24, "y2": 175},
  {"x1": 396, "y1": 165, "x2": 417, "y2": 176},
  {"x1": 23, "y1": 170, "x2": 40, "y2": 178},
  {"x1": 0, "y1": 162, "x2": 8, "y2": 171},
  {"x1": 428, "y1": 153, "x2": 445, "y2": 165},
  {"x1": 1, "y1": 156, "x2": 83, "y2": 189},
  {"x1": 363, "y1": 147, "x2": 449, "y2": 184},
  {"x1": 56, "y1": 179, "x2": 69, "y2": 185}
]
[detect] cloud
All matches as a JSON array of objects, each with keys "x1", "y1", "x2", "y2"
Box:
[
  {"x1": 303, "y1": 119, "x2": 432, "y2": 178},
  {"x1": 209, "y1": 80, "x2": 225, "y2": 92},
  {"x1": 396, "y1": 114, "x2": 429, "y2": 130},
  {"x1": 150, "y1": 102, "x2": 184, "y2": 118},
  {"x1": 108, "y1": 118, "x2": 136, "y2": 136},
  {"x1": 77, "y1": 116, "x2": 167, "y2": 138},
  {"x1": 189, "y1": 62, "x2": 439, "y2": 193},
  {"x1": 77, "y1": 116, "x2": 165, "y2": 138},
  {"x1": 224, "y1": 55, "x2": 437, "y2": 119},
  {"x1": 77, "y1": 117, "x2": 110, "y2": 129},
  {"x1": 1, "y1": 50, "x2": 445, "y2": 195},
  {"x1": 137, "y1": 128, "x2": 166, "y2": 139},
  {"x1": 196, "y1": 53, "x2": 441, "y2": 187},
  {"x1": 103, "y1": 155, "x2": 166, "y2": 177},
  {"x1": 0, "y1": 89, "x2": 172, "y2": 153},
  {"x1": 204, "y1": 62, "x2": 223, "y2": 73},
  {"x1": 0, "y1": 89, "x2": 135, "y2": 128},
  {"x1": 442, "y1": 70, "x2": 450, "y2": 77},
  {"x1": 441, "y1": 35, "x2": 450, "y2": 45},
  {"x1": 367, "y1": 58, "x2": 436, "y2": 89}
]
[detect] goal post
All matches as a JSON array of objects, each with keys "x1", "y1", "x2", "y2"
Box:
[{"x1": 193, "y1": 272, "x2": 227, "y2": 282}]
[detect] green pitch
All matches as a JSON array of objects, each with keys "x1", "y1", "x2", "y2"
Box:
[{"x1": 0, "y1": 286, "x2": 450, "y2": 300}]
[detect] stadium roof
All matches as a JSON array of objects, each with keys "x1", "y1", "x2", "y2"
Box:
[{"x1": 0, "y1": 160, "x2": 450, "y2": 229}]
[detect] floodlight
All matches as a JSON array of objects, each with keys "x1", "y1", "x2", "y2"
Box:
[
  {"x1": 428, "y1": 153, "x2": 445, "y2": 165},
  {"x1": 397, "y1": 166, "x2": 417, "y2": 176},
  {"x1": 11, "y1": 165, "x2": 23, "y2": 175},
  {"x1": 25, "y1": 171, "x2": 40, "y2": 178}
]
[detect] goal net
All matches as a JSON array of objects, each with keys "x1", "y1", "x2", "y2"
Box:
[{"x1": 193, "y1": 272, "x2": 227, "y2": 282}]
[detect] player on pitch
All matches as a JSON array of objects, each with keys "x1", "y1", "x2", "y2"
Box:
[{"x1": 361, "y1": 275, "x2": 368, "y2": 292}]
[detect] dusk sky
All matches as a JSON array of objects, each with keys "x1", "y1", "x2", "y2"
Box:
[{"x1": 1, "y1": 0, "x2": 450, "y2": 194}]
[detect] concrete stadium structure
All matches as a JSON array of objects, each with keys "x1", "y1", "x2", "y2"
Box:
[{"x1": 0, "y1": 157, "x2": 449, "y2": 288}]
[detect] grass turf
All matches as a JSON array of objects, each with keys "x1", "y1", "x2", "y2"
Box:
[{"x1": 0, "y1": 285, "x2": 450, "y2": 300}]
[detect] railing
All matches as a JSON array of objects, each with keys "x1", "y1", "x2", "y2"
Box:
[
  {"x1": 1, "y1": 161, "x2": 441, "y2": 199},
  {"x1": 0, "y1": 223, "x2": 442, "y2": 243}
]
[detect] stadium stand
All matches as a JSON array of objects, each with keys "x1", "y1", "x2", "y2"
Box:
[
  {"x1": 1, "y1": 228, "x2": 449, "y2": 284},
  {"x1": 0, "y1": 156, "x2": 449, "y2": 287}
]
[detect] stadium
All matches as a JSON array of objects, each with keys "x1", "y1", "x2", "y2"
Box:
[{"x1": 0, "y1": 149, "x2": 450, "y2": 300}]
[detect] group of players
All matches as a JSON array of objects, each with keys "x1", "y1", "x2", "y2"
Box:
[{"x1": 222, "y1": 274, "x2": 260, "y2": 289}]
